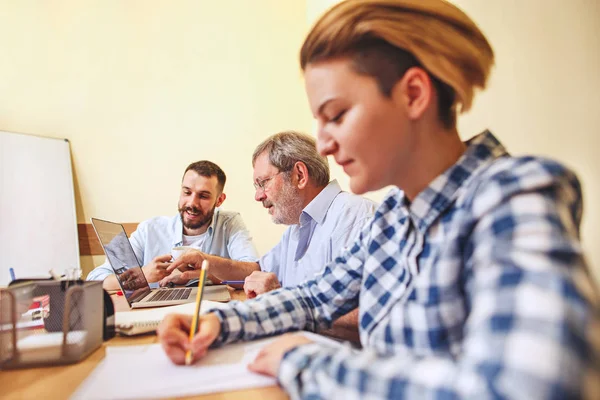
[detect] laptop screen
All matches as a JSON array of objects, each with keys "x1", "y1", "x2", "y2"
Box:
[{"x1": 91, "y1": 218, "x2": 151, "y2": 303}]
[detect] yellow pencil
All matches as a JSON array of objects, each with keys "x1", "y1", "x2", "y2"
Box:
[{"x1": 185, "y1": 259, "x2": 208, "y2": 365}]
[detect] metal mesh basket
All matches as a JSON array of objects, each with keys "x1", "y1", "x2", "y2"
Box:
[{"x1": 0, "y1": 280, "x2": 103, "y2": 369}]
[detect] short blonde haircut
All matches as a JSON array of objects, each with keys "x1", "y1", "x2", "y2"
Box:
[{"x1": 300, "y1": 0, "x2": 494, "y2": 116}]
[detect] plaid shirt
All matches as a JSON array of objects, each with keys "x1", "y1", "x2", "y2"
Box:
[{"x1": 211, "y1": 131, "x2": 600, "y2": 399}]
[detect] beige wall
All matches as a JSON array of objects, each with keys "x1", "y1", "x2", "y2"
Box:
[
  {"x1": 2, "y1": 1, "x2": 598, "y2": 282},
  {"x1": 450, "y1": 0, "x2": 600, "y2": 282},
  {"x1": 0, "y1": 1, "x2": 311, "y2": 276}
]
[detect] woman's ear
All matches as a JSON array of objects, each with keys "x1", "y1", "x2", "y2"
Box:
[{"x1": 391, "y1": 66, "x2": 433, "y2": 121}]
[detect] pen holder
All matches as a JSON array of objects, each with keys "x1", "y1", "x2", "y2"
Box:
[{"x1": 0, "y1": 280, "x2": 104, "y2": 369}]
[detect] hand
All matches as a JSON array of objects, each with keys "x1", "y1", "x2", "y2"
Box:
[
  {"x1": 119, "y1": 268, "x2": 137, "y2": 289},
  {"x1": 119, "y1": 268, "x2": 146, "y2": 290},
  {"x1": 157, "y1": 313, "x2": 222, "y2": 365},
  {"x1": 141, "y1": 254, "x2": 173, "y2": 282},
  {"x1": 244, "y1": 271, "x2": 281, "y2": 299},
  {"x1": 166, "y1": 250, "x2": 207, "y2": 274},
  {"x1": 248, "y1": 333, "x2": 314, "y2": 377},
  {"x1": 159, "y1": 269, "x2": 200, "y2": 287},
  {"x1": 161, "y1": 251, "x2": 213, "y2": 287}
]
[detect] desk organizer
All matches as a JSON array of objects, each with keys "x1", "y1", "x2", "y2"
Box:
[{"x1": 0, "y1": 280, "x2": 103, "y2": 369}]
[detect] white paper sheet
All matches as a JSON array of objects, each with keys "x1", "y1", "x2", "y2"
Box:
[{"x1": 71, "y1": 332, "x2": 342, "y2": 399}]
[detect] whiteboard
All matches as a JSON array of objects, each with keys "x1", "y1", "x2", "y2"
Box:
[{"x1": 0, "y1": 130, "x2": 80, "y2": 286}]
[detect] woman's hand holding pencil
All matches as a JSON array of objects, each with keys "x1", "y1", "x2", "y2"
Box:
[
  {"x1": 158, "y1": 313, "x2": 221, "y2": 365},
  {"x1": 157, "y1": 260, "x2": 221, "y2": 365}
]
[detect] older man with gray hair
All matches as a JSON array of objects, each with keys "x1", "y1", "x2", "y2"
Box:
[{"x1": 164, "y1": 131, "x2": 376, "y2": 341}]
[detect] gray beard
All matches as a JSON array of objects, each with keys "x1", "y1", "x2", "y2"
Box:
[{"x1": 271, "y1": 181, "x2": 303, "y2": 225}]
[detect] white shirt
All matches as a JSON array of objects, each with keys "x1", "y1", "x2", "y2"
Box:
[{"x1": 87, "y1": 209, "x2": 259, "y2": 281}]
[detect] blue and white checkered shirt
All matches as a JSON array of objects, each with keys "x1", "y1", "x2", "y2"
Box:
[{"x1": 211, "y1": 131, "x2": 600, "y2": 399}]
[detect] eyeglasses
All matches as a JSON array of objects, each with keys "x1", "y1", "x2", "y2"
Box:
[{"x1": 253, "y1": 171, "x2": 285, "y2": 191}]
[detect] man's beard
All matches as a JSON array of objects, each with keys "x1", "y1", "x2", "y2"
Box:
[
  {"x1": 178, "y1": 205, "x2": 215, "y2": 231},
  {"x1": 263, "y1": 180, "x2": 303, "y2": 225}
]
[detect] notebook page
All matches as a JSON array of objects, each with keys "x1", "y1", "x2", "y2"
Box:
[{"x1": 71, "y1": 332, "x2": 342, "y2": 399}]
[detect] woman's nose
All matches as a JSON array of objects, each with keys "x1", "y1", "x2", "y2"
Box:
[{"x1": 317, "y1": 132, "x2": 337, "y2": 157}]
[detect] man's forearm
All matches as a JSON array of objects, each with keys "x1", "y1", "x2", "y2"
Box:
[{"x1": 206, "y1": 255, "x2": 260, "y2": 281}]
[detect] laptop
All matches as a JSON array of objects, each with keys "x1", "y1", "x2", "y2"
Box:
[{"x1": 91, "y1": 218, "x2": 230, "y2": 308}]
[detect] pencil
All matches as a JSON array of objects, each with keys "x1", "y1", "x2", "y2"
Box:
[
  {"x1": 220, "y1": 280, "x2": 245, "y2": 285},
  {"x1": 185, "y1": 259, "x2": 208, "y2": 365}
]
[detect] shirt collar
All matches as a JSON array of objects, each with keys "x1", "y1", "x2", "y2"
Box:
[
  {"x1": 300, "y1": 180, "x2": 342, "y2": 226},
  {"x1": 174, "y1": 207, "x2": 219, "y2": 246},
  {"x1": 406, "y1": 130, "x2": 508, "y2": 233}
]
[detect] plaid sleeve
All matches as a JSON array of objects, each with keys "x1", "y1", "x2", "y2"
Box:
[
  {"x1": 277, "y1": 160, "x2": 600, "y2": 399},
  {"x1": 210, "y1": 224, "x2": 370, "y2": 345}
]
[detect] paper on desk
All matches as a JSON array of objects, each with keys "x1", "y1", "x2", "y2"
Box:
[
  {"x1": 71, "y1": 339, "x2": 276, "y2": 399},
  {"x1": 71, "y1": 331, "x2": 342, "y2": 400},
  {"x1": 115, "y1": 300, "x2": 228, "y2": 327}
]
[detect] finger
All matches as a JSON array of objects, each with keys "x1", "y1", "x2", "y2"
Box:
[
  {"x1": 157, "y1": 261, "x2": 172, "y2": 270},
  {"x1": 159, "y1": 270, "x2": 170, "y2": 280},
  {"x1": 244, "y1": 274, "x2": 260, "y2": 283},
  {"x1": 159, "y1": 331, "x2": 188, "y2": 348},
  {"x1": 181, "y1": 248, "x2": 202, "y2": 257},
  {"x1": 158, "y1": 330, "x2": 190, "y2": 360},
  {"x1": 153, "y1": 254, "x2": 170, "y2": 263},
  {"x1": 166, "y1": 259, "x2": 185, "y2": 272},
  {"x1": 170, "y1": 275, "x2": 190, "y2": 285},
  {"x1": 177, "y1": 250, "x2": 204, "y2": 269},
  {"x1": 161, "y1": 264, "x2": 174, "y2": 273},
  {"x1": 190, "y1": 342, "x2": 211, "y2": 359},
  {"x1": 194, "y1": 347, "x2": 208, "y2": 360},
  {"x1": 192, "y1": 331, "x2": 216, "y2": 350},
  {"x1": 178, "y1": 264, "x2": 195, "y2": 272},
  {"x1": 180, "y1": 271, "x2": 200, "y2": 281},
  {"x1": 160, "y1": 340, "x2": 187, "y2": 365},
  {"x1": 157, "y1": 254, "x2": 173, "y2": 262},
  {"x1": 159, "y1": 278, "x2": 173, "y2": 287},
  {"x1": 162, "y1": 273, "x2": 189, "y2": 285},
  {"x1": 190, "y1": 325, "x2": 217, "y2": 354},
  {"x1": 157, "y1": 316, "x2": 190, "y2": 342},
  {"x1": 207, "y1": 273, "x2": 221, "y2": 284},
  {"x1": 248, "y1": 350, "x2": 272, "y2": 376},
  {"x1": 248, "y1": 283, "x2": 266, "y2": 296},
  {"x1": 247, "y1": 357, "x2": 261, "y2": 373},
  {"x1": 253, "y1": 271, "x2": 268, "y2": 278},
  {"x1": 158, "y1": 314, "x2": 192, "y2": 341},
  {"x1": 266, "y1": 274, "x2": 278, "y2": 285}
]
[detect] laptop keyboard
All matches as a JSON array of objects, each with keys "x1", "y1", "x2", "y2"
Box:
[{"x1": 147, "y1": 288, "x2": 192, "y2": 302}]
